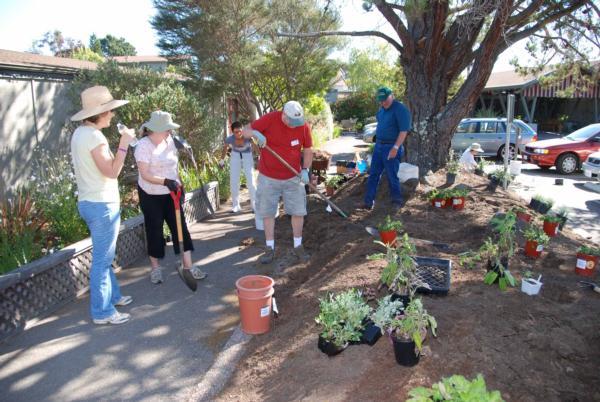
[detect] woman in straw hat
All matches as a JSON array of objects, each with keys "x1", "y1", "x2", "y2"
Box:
[
  {"x1": 459, "y1": 142, "x2": 485, "y2": 171},
  {"x1": 70, "y1": 85, "x2": 136, "y2": 325},
  {"x1": 134, "y1": 111, "x2": 206, "y2": 292}
]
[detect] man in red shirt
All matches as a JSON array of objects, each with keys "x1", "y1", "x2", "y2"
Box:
[{"x1": 242, "y1": 101, "x2": 313, "y2": 264}]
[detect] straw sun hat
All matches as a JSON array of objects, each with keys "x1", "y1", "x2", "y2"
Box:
[
  {"x1": 468, "y1": 143, "x2": 485, "y2": 153},
  {"x1": 70, "y1": 86, "x2": 129, "y2": 121}
]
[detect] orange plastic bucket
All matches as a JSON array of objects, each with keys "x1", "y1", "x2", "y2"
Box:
[{"x1": 236, "y1": 275, "x2": 275, "y2": 335}]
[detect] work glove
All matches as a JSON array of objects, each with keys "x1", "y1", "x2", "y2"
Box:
[
  {"x1": 300, "y1": 169, "x2": 310, "y2": 185},
  {"x1": 163, "y1": 178, "x2": 180, "y2": 192},
  {"x1": 252, "y1": 130, "x2": 267, "y2": 148}
]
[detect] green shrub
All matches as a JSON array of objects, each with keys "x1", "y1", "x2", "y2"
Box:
[
  {"x1": 0, "y1": 188, "x2": 47, "y2": 274},
  {"x1": 315, "y1": 289, "x2": 371, "y2": 347},
  {"x1": 306, "y1": 96, "x2": 334, "y2": 149},
  {"x1": 331, "y1": 91, "x2": 379, "y2": 126}
]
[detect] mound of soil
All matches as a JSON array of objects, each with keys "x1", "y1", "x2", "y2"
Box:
[{"x1": 217, "y1": 171, "x2": 600, "y2": 402}]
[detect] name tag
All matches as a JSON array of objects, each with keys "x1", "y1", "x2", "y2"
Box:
[{"x1": 291, "y1": 139, "x2": 299, "y2": 146}]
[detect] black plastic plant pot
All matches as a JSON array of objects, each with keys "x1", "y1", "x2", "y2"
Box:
[
  {"x1": 529, "y1": 198, "x2": 540, "y2": 211},
  {"x1": 538, "y1": 202, "x2": 552, "y2": 214},
  {"x1": 391, "y1": 336, "x2": 420, "y2": 367},
  {"x1": 446, "y1": 172, "x2": 456, "y2": 185},
  {"x1": 318, "y1": 335, "x2": 347, "y2": 356},
  {"x1": 558, "y1": 216, "x2": 567, "y2": 230},
  {"x1": 390, "y1": 293, "x2": 411, "y2": 308},
  {"x1": 486, "y1": 258, "x2": 509, "y2": 284},
  {"x1": 475, "y1": 168, "x2": 484, "y2": 176},
  {"x1": 487, "y1": 180, "x2": 499, "y2": 193},
  {"x1": 360, "y1": 320, "x2": 382, "y2": 346}
]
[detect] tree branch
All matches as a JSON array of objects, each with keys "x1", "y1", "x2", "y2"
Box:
[
  {"x1": 374, "y1": 1, "x2": 410, "y2": 47},
  {"x1": 277, "y1": 30, "x2": 403, "y2": 52}
]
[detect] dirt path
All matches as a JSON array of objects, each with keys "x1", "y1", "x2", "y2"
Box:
[{"x1": 216, "y1": 172, "x2": 600, "y2": 402}]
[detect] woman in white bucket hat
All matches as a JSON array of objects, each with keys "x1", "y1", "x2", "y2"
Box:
[
  {"x1": 459, "y1": 142, "x2": 485, "y2": 171},
  {"x1": 134, "y1": 111, "x2": 206, "y2": 291},
  {"x1": 70, "y1": 85, "x2": 136, "y2": 325}
]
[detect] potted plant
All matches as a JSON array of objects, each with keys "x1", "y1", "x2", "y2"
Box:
[
  {"x1": 441, "y1": 189, "x2": 453, "y2": 209},
  {"x1": 426, "y1": 189, "x2": 445, "y2": 208},
  {"x1": 407, "y1": 374, "x2": 503, "y2": 401},
  {"x1": 324, "y1": 175, "x2": 343, "y2": 196},
  {"x1": 387, "y1": 298, "x2": 437, "y2": 367},
  {"x1": 369, "y1": 234, "x2": 419, "y2": 304},
  {"x1": 513, "y1": 206, "x2": 532, "y2": 223},
  {"x1": 542, "y1": 213, "x2": 562, "y2": 237},
  {"x1": 556, "y1": 206, "x2": 569, "y2": 230},
  {"x1": 529, "y1": 194, "x2": 554, "y2": 214},
  {"x1": 482, "y1": 213, "x2": 517, "y2": 290},
  {"x1": 575, "y1": 245, "x2": 600, "y2": 277},
  {"x1": 377, "y1": 215, "x2": 403, "y2": 246},
  {"x1": 523, "y1": 225, "x2": 550, "y2": 258},
  {"x1": 450, "y1": 188, "x2": 470, "y2": 210},
  {"x1": 315, "y1": 289, "x2": 371, "y2": 356},
  {"x1": 487, "y1": 169, "x2": 512, "y2": 192},
  {"x1": 446, "y1": 150, "x2": 460, "y2": 185},
  {"x1": 521, "y1": 270, "x2": 543, "y2": 296},
  {"x1": 474, "y1": 158, "x2": 488, "y2": 176}
]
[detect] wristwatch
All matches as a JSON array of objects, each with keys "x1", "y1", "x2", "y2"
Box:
[{"x1": 393, "y1": 144, "x2": 400, "y2": 150}]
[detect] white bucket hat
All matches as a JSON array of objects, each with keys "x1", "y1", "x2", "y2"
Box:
[
  {"x1": 141, "y1": 111, "x2": 180, "y2": 132},
  {"x1": 70, "y1": 86, "x2": 129, "y2": 121},
  {"x1": 283, "y1": 101, "x2": 305, "y2": 127},
  {"x1": 468, "y1": 143, "x2": 485, "y2": 153}
]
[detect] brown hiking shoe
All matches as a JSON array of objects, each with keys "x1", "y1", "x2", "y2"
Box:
[
  {"x1": 292, "y1": 245, "x2": 310, "y2": 262},
  {"x1": 259, "y1": 247, "x2": 275, "y2": 264}
]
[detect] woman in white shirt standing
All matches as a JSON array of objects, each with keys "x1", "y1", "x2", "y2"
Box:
[
  {"x1": 134, "y1": 111, "x2": 206, "y2": 291},
  {"x1": 70, "y1": 86, "x2": 136, "y2": 325}
]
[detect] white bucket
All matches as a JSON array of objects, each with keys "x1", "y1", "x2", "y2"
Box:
[
  {"x1": 509, "y1": 160, "x2": 522, "y2": 176},
  {"x1": 398, "y1": 162, "x2": 419, "y2": 183},
  {"x1": 521, "y1": 277, "x2": 542, "y2": 296}
]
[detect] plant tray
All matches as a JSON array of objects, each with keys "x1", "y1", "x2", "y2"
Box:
[{"x1": 413, "y1": 256, "x2": 451, "y2": 295}]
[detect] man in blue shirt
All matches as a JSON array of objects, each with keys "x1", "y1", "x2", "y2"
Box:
[{"x1": 360, "y1": 86, "x2": 411, "y2": 210}]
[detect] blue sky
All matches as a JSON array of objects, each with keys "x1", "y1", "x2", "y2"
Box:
[{"x1": 0, "y1": 0, "x2": 524, "y2": 71}]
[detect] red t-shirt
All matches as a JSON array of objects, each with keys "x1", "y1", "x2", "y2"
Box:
[{"x1": 251, "y1": 111, "x2": 313, "y2": 180}]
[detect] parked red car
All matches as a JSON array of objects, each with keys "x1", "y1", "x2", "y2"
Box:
[{"x1": 523, "y1": 124, "x2": 600, "y2": 174}]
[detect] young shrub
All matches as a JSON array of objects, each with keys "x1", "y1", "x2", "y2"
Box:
[
  {"x1": 407, "y1": 374, "x2": 503, "y2": 402},
  {"x1": 377, "y1": 215, "x2": 403, "y2": 233},
  {"x1": 523, "y1": 225, "x2": 550, "y2": 245},
  {"x1": 315, "y1": 289, "x2": 371, "y2": 347},
  {"x1": 388, "y1": 298, "x2": 437, "y2": 351}
]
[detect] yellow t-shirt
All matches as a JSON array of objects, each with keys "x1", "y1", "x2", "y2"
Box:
[{"x1": 70, "y1": 125, "x2": 120, "y2": 203}]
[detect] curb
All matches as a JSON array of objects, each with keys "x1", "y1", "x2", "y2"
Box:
[{"x1": 186, "y1": 325, "x2": 252, "y2": 401}]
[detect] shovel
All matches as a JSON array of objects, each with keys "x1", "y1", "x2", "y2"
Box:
[
  {"x1": 170, "y1": 187, "x2": 197, "y2": 292},
  {"x1": 173, "y1": 134, "x2": 215, "y2": 216},
  {"x1": 364, "y1": 226, "x2": 452, "y2": 252},
  {"x1": 256, "y1": 140, "x2": 349, "y2": 218}
]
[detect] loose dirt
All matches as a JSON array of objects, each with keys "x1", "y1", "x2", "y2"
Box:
[{"x1": 217, "y1": 171, "x2": 600, "y2": 402}]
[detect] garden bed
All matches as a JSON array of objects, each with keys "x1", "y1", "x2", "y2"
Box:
[
  {"x1": 0, "y1": 183, "x2": 219, "y2": 342},
  {"x1": 216, "y1": 172, "x2": 600, "y2": 401}
]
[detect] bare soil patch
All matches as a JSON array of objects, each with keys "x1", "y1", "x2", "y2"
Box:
[{"x1": 217, "y1": 172, "x2": 600, "y2": 402}]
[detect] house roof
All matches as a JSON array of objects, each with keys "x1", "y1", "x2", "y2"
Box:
[
  {"x1": 0, "y1": 49, "x2": 97, "y2": 74},
  {"x1": 484, "y1": 69, "x2": 538, "y2": 91},
  {"x1": 110, "y1": 55, "x2": 169, "y2": 63}
]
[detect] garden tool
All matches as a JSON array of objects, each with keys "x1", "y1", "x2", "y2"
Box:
[
  {"x1": 364, "y1": 226, "x2": 452, "y2": 252},
  {"x1": 172, "y1": 133, "x2": 215, "y2": 215},
  {"x1": 578, "y1": 281, "x2": 600, "y2": 294},
  {"x1": 170, "y1": 187, "x2": 197, "y2": 292},
  {"x1": 253, "y1": 139, "x2": 349, "y2": 218}
]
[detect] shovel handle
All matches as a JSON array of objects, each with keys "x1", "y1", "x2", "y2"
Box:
[{"x1": 170, "y1": 189, "x2": 184, "y2": 242}]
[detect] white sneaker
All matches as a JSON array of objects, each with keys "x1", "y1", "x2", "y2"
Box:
[
  {"x1": 150, "y1": 267, "x2": 163, "y2": 284},
  {"x1": 190, "y1": 265, "x2": 207, "y2": 280},
  {"x1": 231, "y1": 205, "x2": 242, "y2": 213},
  {"x1": 114, "y1": 295, "x2": 133, "y2": 306},
  {"x1": 93, "y1": 311, "x2": 130, "y2": 325}
]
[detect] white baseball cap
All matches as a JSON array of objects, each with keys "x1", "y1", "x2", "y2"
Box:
[{"x1": 283, "y1": 101, "x2": 305, "y2": 127}]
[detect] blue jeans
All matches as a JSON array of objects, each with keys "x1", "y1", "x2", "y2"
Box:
[
  {"x1": 364, "y1": 142, "x2": 404, "y2": 207},
  {"x1": 78, "y1": 201, "x2": 122, "y2": 320}
]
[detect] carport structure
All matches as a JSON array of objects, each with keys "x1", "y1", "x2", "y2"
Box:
[{"x1": 476, "y1": 66, "x2": 600, "y2": 134}]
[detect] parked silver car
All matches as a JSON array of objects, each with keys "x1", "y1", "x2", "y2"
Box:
[
  {"x1": 451, "y1": 118, "x2": 537, "y2": 159},
  {"x1": 362, "y1": 122, "x2": 377, "y2": 143},
  {"x1": 583, "y1": 151, "x2": 600, "y2": 179}
]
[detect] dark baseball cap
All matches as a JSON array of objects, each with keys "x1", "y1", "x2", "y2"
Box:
[{"x1": 376, "y1": 86, "x2": 392, "y2": 102}]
